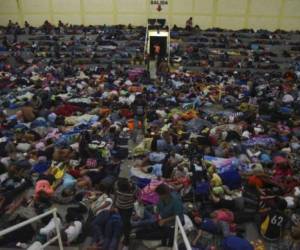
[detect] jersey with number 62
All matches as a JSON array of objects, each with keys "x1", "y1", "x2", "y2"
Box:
[{"x1": 260, "y1": 209, "x2": 287, "y2": 240}]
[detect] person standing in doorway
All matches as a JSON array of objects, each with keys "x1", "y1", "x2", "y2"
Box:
[
  {"x1": 154, "y1": 43, "x2": 161, "y2": 56},
  {"x1": 154, "y1": 43, "x2": 161, "y2": 69}
]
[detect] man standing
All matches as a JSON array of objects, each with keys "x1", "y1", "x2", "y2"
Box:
[
  {"x1": 153, "y1": 43, "x2": 161, "y2": 69},
  {"x1": 154, "y1": 43, "x2": 161, "y2": 56},
  {"x1": 158, "y1": 58, "x2": 169, "y2": 85},
  {"x1": 132, "y1": 93, "x2": 147, "y2": 142}
]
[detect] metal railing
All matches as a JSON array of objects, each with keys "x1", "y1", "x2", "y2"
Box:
[
  {"x1": 0, "y1": 208, "x2": 63, "y2": 250},
  {"x1": 173, "y1": 216, "x2": 192, "y2": 250}
]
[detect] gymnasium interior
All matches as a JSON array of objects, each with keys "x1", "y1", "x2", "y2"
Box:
[{"x1": 0, "y1": 0, "x2": 300, "y2": 249}]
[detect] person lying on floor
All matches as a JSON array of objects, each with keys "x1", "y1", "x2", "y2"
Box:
[
  {"x1": 89, "y1": 208, "x2": 123, "y2": 250},
  {"x1": 0, "y1": 160, "x2": 32, "y2": 214}
]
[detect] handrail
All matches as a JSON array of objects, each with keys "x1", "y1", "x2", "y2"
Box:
[
  {"x1": 173, "y1": 216, "x2": 192, "y2": 250},
  {"x1": 0, "y1": 208, "x2": 63, "y2": 250}
]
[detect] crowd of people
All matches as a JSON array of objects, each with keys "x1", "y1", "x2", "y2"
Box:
[{"x1": 0, "y1": 20, "x2": 300, "y2": 250}]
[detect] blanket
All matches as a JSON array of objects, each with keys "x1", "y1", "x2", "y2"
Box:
[
  {"x1": 243, "y1": 136, "x2": 276, "y2": 147},
  {"x1": 204, "y1": 155, "x2": 238, "y2": 174}
]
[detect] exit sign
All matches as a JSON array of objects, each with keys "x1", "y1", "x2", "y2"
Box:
[{"x1": 151, "y1": 0, "x2": 168, "y2": 5}]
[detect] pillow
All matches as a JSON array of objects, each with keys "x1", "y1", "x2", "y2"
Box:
[{"x1": 16, "y1": 143, "x2": 31, "y2": 152}]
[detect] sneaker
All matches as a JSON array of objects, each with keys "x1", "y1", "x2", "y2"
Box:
[{"x1": 39, "y1": 217, "x2": 62, "y2": 237}]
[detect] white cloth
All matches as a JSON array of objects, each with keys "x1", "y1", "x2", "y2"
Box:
[
  {"x1": 65, "y1": 221, "x2": 82, "y2": 243},
  {"x1": 183, "y1": 214, "x2": 194, "y2": 232},
  {"x1": 282, "y1": 94, "x2": 294, "y2": 103},
  {"x1": 27, "y1": 241, "x2": 43, "y2": 250},
  {"x1": 242, "y1": 130, "x2": 250, "y2": 139},
  {"x1": 90, "y1": 193, "x2": 113, "y2": 215},
  {"x1": 134, "y1": 202, "x2": 145, "y2": 218},
  {"x1": 284, "y1": 196, "x2": 295, "y2": 208},
  {"x1": 149, "y1": 152, "x2": 166, "y2": 163},
  {"x1": 16, "y1": 143, "x2": 31, "y2": 152},
  {"x1": 1, "y1": 157, "x2": 11, "y2": 167},
  {"x1": 40, "y1": 217, "x2": 62, "y2": 236},
  {"x1": 0, "y1": 172, "x2": 8, "y2": 184},
  {"x1": 130, "y1": 167, "x2": 154, "y2": 179},
  {"x1": 294, "y1": 187, "x2": 300, "y2": 197}
]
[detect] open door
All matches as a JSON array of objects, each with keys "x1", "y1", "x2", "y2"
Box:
[
  {"x1": 149, "y1": 36, "x2": 167, "y2": 60},
  {"x1": 145, "y1": 18, "x2": 170, "y2": 79}
]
